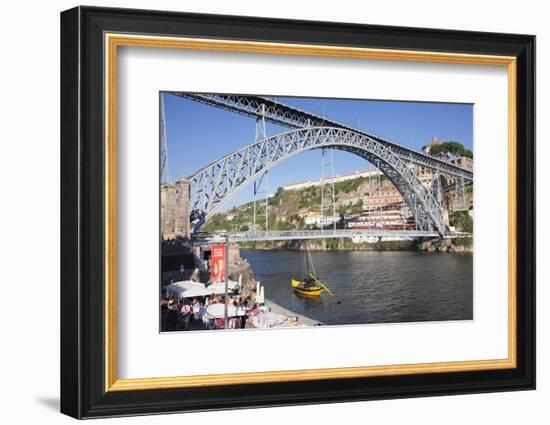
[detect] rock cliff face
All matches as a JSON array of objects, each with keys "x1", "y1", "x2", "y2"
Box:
[
  {"x1": 417, "y1": 237, "x2": 473, "y2": 253},
  {"x1": 227, "y1": 248, "x2": 258, "y2": 293}
]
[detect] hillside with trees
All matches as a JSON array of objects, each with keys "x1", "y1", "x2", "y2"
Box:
[
  {"x1": 429, "y1": 141, "x2": 473, "y2": 159},
  {"x1": 201, "y1": 174, "x2": 390, "y2": 234}
]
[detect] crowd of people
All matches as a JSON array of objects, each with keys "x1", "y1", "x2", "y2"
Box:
[{"x1": 160, "y1": 294, "x2": 263, "y2": 331}]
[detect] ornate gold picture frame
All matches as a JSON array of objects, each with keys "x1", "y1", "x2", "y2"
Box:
[{"x1": 61, "y1": 6, "x2": 535, "y2": 419}]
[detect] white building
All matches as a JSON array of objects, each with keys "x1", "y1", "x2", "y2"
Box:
[
  {"x1": 346, "y1": 203, "x2": 414, "y2": 230},
  {"x1": 421, "y1": 137, "x2": 442, "y2": 154},
  {"x1": 347, "y1": 210, "x2": 404, "y2": 228},
  {"x1": 304, "y1": 215, "x2": 340, "y2": 226},
  {"x1": 282, "y1": 168, "x2": 382, "y2": 191}
]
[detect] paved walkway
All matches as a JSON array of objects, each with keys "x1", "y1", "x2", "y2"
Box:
[{"x1": 263, "y1": 298, "x2": 323, "y2": 327}]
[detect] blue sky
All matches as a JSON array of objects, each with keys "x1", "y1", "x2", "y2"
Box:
[{"x1": 163, "y1": 93, "x2": 473, "y2": 210}]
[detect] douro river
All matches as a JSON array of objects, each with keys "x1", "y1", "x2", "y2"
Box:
[{"x1": 240, "y1": 249, "x2": 473, "y2": 325}]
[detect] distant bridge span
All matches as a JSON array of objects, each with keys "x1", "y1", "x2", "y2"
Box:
[
  {"x1": 192, "y1": 229, "x2": 440, "y2": 245},
  {"x1": 187, "y1": 127, "x2": 446, "y2": 236},
  {"x1": 177, "y1": 93, "x2": 473, "y2": 181}
]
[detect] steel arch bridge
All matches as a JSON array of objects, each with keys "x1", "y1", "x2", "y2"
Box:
[{"x1": 187, "y1": 126, "x2": 447, "y2": 236}]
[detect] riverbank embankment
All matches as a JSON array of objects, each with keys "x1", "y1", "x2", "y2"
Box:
[
  {"x1": 239, "y1": 237, "x2": 473, "y2": 253},
  {"x1": 418, "y1": 237, "x2": 473, "y2": 253},
  {"x1": 264, "y1": 298, "x2": 323, "y2": 327}
]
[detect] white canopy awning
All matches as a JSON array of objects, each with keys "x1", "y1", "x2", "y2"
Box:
[
  {"x1": 165, "y1": 280, "x2": 240, "y2": 299},
  {"x1": 204, "y1": 303, "x2": 247, "y2": 319}
]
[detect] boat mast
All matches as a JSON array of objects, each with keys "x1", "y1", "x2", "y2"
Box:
[
  {"x1": 306, "y1": 243, "x2": 310, "y2": 277},
  {"x1": 308, "y1": 247, "x2": 318, "y2": 278}
]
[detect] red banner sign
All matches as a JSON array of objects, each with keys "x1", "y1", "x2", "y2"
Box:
[{"x1": 210, "y1": 245, "x2": 225, "y2": 282}]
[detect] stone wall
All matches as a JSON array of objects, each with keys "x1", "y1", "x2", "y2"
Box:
[{"x1": 160, "y1": 179, "x2": 190, "y2": 239}]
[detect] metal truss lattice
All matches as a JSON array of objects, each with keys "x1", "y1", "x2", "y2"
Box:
[{"x1": 177, "y1": 93, "x2": 473, "y2": 182}]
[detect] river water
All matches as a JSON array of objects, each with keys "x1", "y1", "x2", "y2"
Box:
[{"x1": 240, "y1": 249, "x2": 473, "y2": 325}]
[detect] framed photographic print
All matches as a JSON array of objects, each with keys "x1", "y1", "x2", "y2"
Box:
[{"x1": 60, "y1": 6, "x2": 535, "y2": 419}]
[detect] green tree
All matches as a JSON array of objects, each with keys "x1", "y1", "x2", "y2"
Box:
[
  {"x1": 350, "y1": 198, "x2": 364, "y2": 214},
  {"x1": 430, "y1": 141, "x2": 473, "y2": 159},
  {"x1": 450, "y1": 210, "x2": 473, "y2": 233}
]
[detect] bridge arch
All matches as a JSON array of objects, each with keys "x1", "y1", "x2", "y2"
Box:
[{"x1": 186, "y1": 127, "x2": 446, "y2": 236}]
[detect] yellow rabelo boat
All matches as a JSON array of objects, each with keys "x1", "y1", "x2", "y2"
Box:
[
  {"x1": 291, "y1": 275, "x2": 325, "y2": 296},
  {"x1": 291, "y1": 245, "x2": 335, "y2": 298}
]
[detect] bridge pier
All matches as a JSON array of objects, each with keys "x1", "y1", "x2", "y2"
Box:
[{"x1": 161, "y1": 178, "x2": 191, "y2": 240}]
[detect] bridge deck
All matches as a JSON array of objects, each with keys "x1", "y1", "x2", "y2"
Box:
[{"x1": 193, "y1": 229, "x2": 439, "y2": 245}]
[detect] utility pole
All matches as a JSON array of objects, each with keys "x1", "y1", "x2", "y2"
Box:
[{"x1": 224, "y1": 233, "x2": 229, "y2": 329}]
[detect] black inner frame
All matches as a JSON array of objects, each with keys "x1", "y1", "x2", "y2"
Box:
[{"x1": 60, "y1": 6, "x2": 535, "y2": 419}]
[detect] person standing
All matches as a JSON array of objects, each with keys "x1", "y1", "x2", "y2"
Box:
[
  {"x1": 166, "y1": 299, "x2": 179, "y2": 331},
  {"x1": 179, "y1": 302, "x2": 193, "y2": 331}
]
